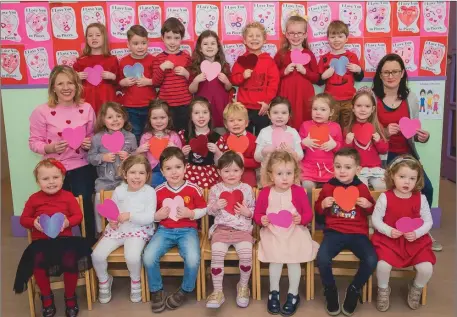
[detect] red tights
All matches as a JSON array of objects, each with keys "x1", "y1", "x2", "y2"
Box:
[{"x1": 33, "y1": 269, "x2": 78, "y2": 307}]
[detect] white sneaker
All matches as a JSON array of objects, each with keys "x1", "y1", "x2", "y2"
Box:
[
  {"x1": 98, "y1": 275, "x2": 113, "y2": 304},
  {"x1": 431, "y1": 236, "x2": 443, "y2": 252},
  {"x1": 130, "y1": 280, "x2": 142, "y2": 303}
]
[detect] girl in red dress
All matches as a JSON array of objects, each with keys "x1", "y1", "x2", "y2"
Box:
[
  {"x1": 274, "y1": 15, "x2": 319, "y2": 130},
  {"x1": 371, "y1": 155, "x2": 435, "y2": 312},
  {"x1": 73, "y1": 23, "x2": 119, "y2": 114}
]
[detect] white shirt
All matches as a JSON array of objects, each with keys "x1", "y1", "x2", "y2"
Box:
[{"x1": 254, "y1": 125, "x2": 304, "y2": 162}]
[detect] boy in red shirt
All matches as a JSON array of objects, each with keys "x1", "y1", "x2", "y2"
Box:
[
  {"x1": 118, "y1": 25, "x2": 155, "y2": 143},
  {"x1": 319, "y1": 20, "x2": 364, "y2": 128},
  {"x1": 153, "y1": 18, "x2": 192, "y2": 131},
  {"x1": 231, "y1": 22, "x2": 280, "y2": 136},
  {"x1": 315, "y1": 148, "x2": 377, "y2": 316}
]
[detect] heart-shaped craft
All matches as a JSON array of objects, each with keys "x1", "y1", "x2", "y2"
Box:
[
  {"x1": 200, "y1": 60, "x2": 221, "y2": 81},
  {"x1": 189, "y1": 134, "x2": 209, "y2": 157},
  {"x1": 97, "y1": 199, "x2": 120, "y2": 221},
  {"x1": 149, "y1": 137, "x2": 169, "y2": 159},
  {"x1": 399, "y1": 117, "x2": 421, "y2": 139},
  {"x1": 61, "y1": 126, "x2": 85, "y2": 149},
  {"x1": 329, "y1": 56, "x2": 349, "y2": 76},
  {"x1": 352, "y1": 123, "x2": 374, "y2": 145},
  {"x1": 398, "y1": 5, "x2": 419, "y2": 27},
  {"x1": 84, "y1": 65, "x2": 103, "y2": 86},
  {"x1": 227, "y1": 134, "x2": 249, "y2": 153},
  {"x1": 309, "y1": 124, "x2": 330, "y2": 145},
  {"x1": 333, "y1": 186, "x2": 359, "y2": 212},
  {"x1": 220, "y1": 190, "x2": 244, "y2": 215},
  {"x1": 291, "y1": 49, "x2": 311, "y2": 65},
  {"x1": 272, "y1": 127, "x2": 294, "y2": 148},
  {"x1": 237, "y1": 53, "x2": 258, "y2": 69},
  {"x1": 267, "y1": 210, "x2": 293, "y2": 228},
  {"x1": 123, "y1": 62, "x2": 144, "y2": 78},
  {"x1": 163, "y1": 196, "x2": 185, "y2": 221},
  {"x1": 395, "y1": 217, "x2": 424, "y2": 233},
  {"x1": 39, "y1": 213, "x2": 65, "y2": 239},
  {"x1": 102, "y1": 131, "x2": 125, "y2": 153}
]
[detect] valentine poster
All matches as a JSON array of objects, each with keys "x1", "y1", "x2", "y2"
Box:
[
  {"x1": 194, "y1": 3, "x2": 220, "y2": 36},
  {"x1": 261, "y1": 42, "x2": 279, "y2": 58},
  {"x1": 165, "y1": 3, "x2": 193, "y2": 41},
  {"x1": 222, "y1": 3, "x2": 249, "y2": 40},
  {"x1": 280, "y1": 3, "x2": 306, "y2": 34},
  {"x1": 307, "y1": 3, "x2": 332, "y2": 40},
  {"x1": 138, "y1": 4, "x2": 162, "y2": 38},
  {"x1": 148, "y1": 42, "x2": 165, "y2": 56},
  {"x1": 1, "y1": 47, "x2": 25, "y2": 83},
  {"x1": 364, "y1": 40, "x2": 389, "y2": 74},
  {"x1": 252, "y1": 2, "x2": 279, "y2": 39},
  {"x1": 392, "y1": 37, "x2": 420, "y2": 76},
  {"x1": 366, "y1": 2, "x2": 392, "y2": 34},
  {"x1": 410, "y1": 80, "x2": 445, "y2": 120},
  {"x1": 24, "y1": 5, "x2": 51, "y2": 42},
  {"x1": 394, "y1": 2, "x2": 420, "y2": 34},
  {"x1": 110, "y1": 48, "x2": 130, "y2": 61},
  {"x1": 180, "y1": 44, "x2": 193, "y2": 55},
  {"x1": 55, "y1": 50, "x2": 79, "y2": 67},
  {"x1": 338, "y1": 3, "x2": 364, "y2": 37},
  {"x1": 309, "y1": 40, "x2": 331, "y2": 63},
  {"x1": 223, "y1": 43, "x2": 246, "y2": 69},
  {"x1": 108, "y1": 3, "x2": 136, "y2": 41},
  {"x1": 421, "y1": 1, "x2": 448, "y2": 35},
  {"x1": 81, "y1": 6, "x2": 106, "y2": 32},
  {"x1": 344, "y1": 39, "x2": 364, "y2": 69},
  {"x1": 51, "y1": 6, "x2": 78, "y2": 40},
  {"x1": 24, "y1": 46, "x2": 52, "y2": 83},
  {"x1": 419, "y1": 38, "x2": 447, "y2": 76},
  {"x1": 1, "y1": 9, "x2": 22, "y2": 43}
]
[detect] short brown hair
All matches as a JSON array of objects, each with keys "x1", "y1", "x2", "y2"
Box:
[
  {"x1": 268, "y1": 96, "x2": 292, "y2": 114},
  {"x1": 385, "y1": 155, "x2": 425, "y2": 192},
  {"x1": 95, "y1": 102, "x2": 132, "y2": 133},
  {"x1": 161, "y1": 17, "x2": 185, "y2": 38},
  {"x1": 242, "y1": 21, "x2": 266, "y2": 39},
  {"x1": 311, "y1": 92, "x2": 337, "y2": 111},
  {"x1": 144, "y1": 99, "x2": 173, "y2": 133},
  {"x1": 334, "y1": 147, "x2": 361, "y2": 166},
  {"x1": 217, "y1": 151, "x2": 244, "y2": 170},
  {"x1": 48, "y1": 65, "x2": 84, "y2": 108},
  {"x1": 127, "y1": 25, "x2": 148, "y2": 41},
  {"x1": 223, "y1": 102, "x2": 248, "y2": 122},
  {"x1": 327, "y1": 20, "x2": 349, "y2": 37},
  {"x1": 262, "y1": 150, "x2": 301, "y2": 187},
  {"x1": 159, "y1": 147, "x2": 185, "y2": 168},
  {"x1": 120, "y1": 154, "x2": 152, "y2": 183}
]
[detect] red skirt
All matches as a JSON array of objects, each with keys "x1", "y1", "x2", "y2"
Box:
[{"x1": 185, "y1": 164, "x2": 219, "y2": 189}]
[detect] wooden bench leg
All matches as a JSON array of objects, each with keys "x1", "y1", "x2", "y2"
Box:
[
  {"x1": 421, "y1": 284, "x2": 427, "y2": 305},
  {"x1": 256, "y1": 253, "x2": 261, "y2": 300},
  {"x1": 311, "y1": 262, "x2": 315, "y2": 300},
  {"x1": 200, "y1": 255, "x2": 206, "y2": 300},
  {"x1": 141, "y1": 266, "x2": 146, "y2": 303},
  {"x1": 90, "y1": 269, "x2": 97, "y2": 303},
  {"x1": 252, "y1": 247, "x2": 256, "y2": 300},
  {"x1": 84, "y1": 271, "x2": 93, "y2": 310},
  {"x1": 196, "y1": 263, "x2": 202, "y2": 301},
  {"x1": 306, "y1": 262, "x2": 311, "y2": 301},
  {"x1": 368, "y1": 275, "x2": 373, "y2": 303},
  {"x1": 362, "y1": 283, "x2": 367, "y2": 303},
  {"x1": 27, "y1": 280, "x2": 36, "y2": 317}
]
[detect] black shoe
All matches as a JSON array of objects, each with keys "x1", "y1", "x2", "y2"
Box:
[
  {"x1": 342, "y1": 285, "x2": 362, "y2": 316},
  {"x1": 281, "y1": 293, "x2": 300, "y2": 316},
  {"x1": 40, "y1": 293, "x2": 56, "y2": 317},
  {"x1": 150, "y1": 290, "x2": 166, "y2": 313},
  {"x1": 267, "y1": 291, "x2": 281, "y2": 315},
  {"x1": 324, "y1": 285, "x2": 341, "y2": 316},
  {"x1": 64, "y1": 296, "x2": 79, "y2": 317}
]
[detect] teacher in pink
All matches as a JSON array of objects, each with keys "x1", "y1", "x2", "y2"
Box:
[{"x1": 29, "y1": 65, "x2": 97, "y2": 244}]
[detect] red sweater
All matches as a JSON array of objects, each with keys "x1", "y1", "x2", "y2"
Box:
[
  {"x1": 153, "y1": 51, "x2": 192, "y2": 107},
  {"x1": 231, "y1": 52, "x2": 280, "y2": 110},
  {"x1": 318, "y1": 50, "x2": 363, "y2": 101},
  {"x1": 73, "y1": 54, "x2": 119, "y2": 114},
  {"x1": 20, "y1": 190, "x2": 82, "y2": 241},
  {"x1": 315, "y1": 178, "x2": 375, "y2": 235},
  {"x1": 118, "y1": 54, "x2": 156, "y2": 107},
  {"x1": 376, "y1": 99, "x2": 410, "y2": 154}
]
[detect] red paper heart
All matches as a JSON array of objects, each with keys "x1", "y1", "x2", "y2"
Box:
[
  {"x1": 220, "y1": 190, "x2": 244, "y2": 215},
  {"x1": 211, "y1": 268, "x2": 222, "y2": 275},
  {"x1": 149, "y1": 137, "x2": 169, "y2": 159},
  {"x1": 333, "y1": 186, "x2": 360, "y2": 212},
  {"x1": 309, "y1": 124, "x2": 330, "y2": 145},
  {"x1": 240, "y1": 265, "x2": 251, "y2": 272},
  {"x1": 189, "y1": 134, "x2": 209, "y2": 156},
  {"x1": 352, "y1": 123, "x2": 374, "y2": 145},
  {"x1": 237, "y1": 54, "x2": 258, "y2": 69},
  {"x1": 227, "y1": 134, "x2": 249, "y2": 153}
]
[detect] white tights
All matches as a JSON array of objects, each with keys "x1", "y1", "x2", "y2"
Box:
[
  {"x1": 376, "y1": 260, "x2": 433, "y2": 288},
  {"x1": 269, "y1": 263, "x2": 301, "y2": 296}
]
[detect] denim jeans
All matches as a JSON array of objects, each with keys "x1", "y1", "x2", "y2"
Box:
[
  {"x1": 316, "y1": 230, "x2": 378, "y2": 289},
  {"x1": 143, "y1": 226, "x2": 200, "y2": 292},
  {"x1": 151, "y1": 165, "x2": 166, "y2": 188},
  {"x1": 125, "y1": 106, "x2": 149, "y2": 144}
]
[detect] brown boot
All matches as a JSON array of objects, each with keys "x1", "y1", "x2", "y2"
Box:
[
  {"x1": 165, "y1": 288, "x2": 187, "y2": 310},
  {"x1": 150, "y1": 290, "x2": 166, "y2": 313}
]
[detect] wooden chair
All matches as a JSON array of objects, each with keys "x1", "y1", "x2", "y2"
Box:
[{"x1": 27, "y1": 196, "x2": 92, "y2": 317}]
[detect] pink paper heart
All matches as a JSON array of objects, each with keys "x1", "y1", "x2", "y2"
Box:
[
  {"x1": 272, "y1": 127, "x2": 293, "y2": 148},
  {"x1": 200, "y1": 60, "x2": 221, "y2": 81},
  {"x1": 97, "y1": 199, "x2": 120, "y2": 221},
  {"x1": 101, "y1": 131, "x2": 125, "y2": 153},
  {"x1": 267, "y1": 210, "x2": 293, "y2": 228},
  {"x1": 399, "y1": 117, "x2": 421, "y2": 139},
  {"x1": 163, "y1": 196, "x2": 184, "y2": 222},
  {"x1": 395, "y1": 217, "x2": 424, "y2": 233},
  {"x1": 61, "y1": 126, "x2": 85, "y2": 149},
  {"x1": 84, "y1": 65, "x2": 103, "y2": 86},
  {"x1": 290, "y1": 49, "x2": 311, "y2": 65}
]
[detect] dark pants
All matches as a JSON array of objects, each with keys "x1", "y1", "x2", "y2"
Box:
[
  {"x1": 63, "y1": 164, "x2": 97, "y2": 243},
  {"x1": 125, "y1": 106, "x2": 149, "y2": 145},
  {"x1": 316, "y1": 230, "x2": 378, "y2": 289},
  {"x1": 247, "y1": 109, "x2": 270, "y2": 136},
  {"x1": 387, "y1": 152, "x2": 434, "y2": 207},
  {"x1": 169, "y1": 105, "x2": 189, "y2": 132}
]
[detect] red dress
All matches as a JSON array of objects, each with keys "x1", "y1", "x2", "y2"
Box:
[
  {"x1": 376, "y1": 98, "x2": 410, "y2": 154},
  {"x1": 371, "y1": 190, "x2": 436, "y2": 267},
  {"x1": 73, "y1": 55, "x2": 119, "y2": 114},
  {"x1": 274, "y1": 49, "x2": 319, "y2": 130}
]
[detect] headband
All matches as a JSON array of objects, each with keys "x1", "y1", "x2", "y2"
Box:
[
  {"x1": 48, "y1": 158, "x2": 67, "y2": 175},
  {"x1": 388, "y1": 156, "x2": 418, "y2": 169},
  {"x1": 357, "y1": 86, "x2": 377, "y2": 100}
]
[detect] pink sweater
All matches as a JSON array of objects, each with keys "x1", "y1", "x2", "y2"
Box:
[
  {"x1": 139, "y1": 131, "x2": 182, "y2": 169},
  {"x1": 29, "y1": 102, "x2": 95, "y2": 171}
]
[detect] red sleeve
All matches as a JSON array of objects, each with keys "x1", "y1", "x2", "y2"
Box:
[
  {"x1": 274, "y1": 52, "x2": 288, "y2": 78},
  {"x1": 118, "y1": 57, "x2": 126, "y2": 82},
  {"x1": 152, "y1": 54, "x2": 166, "y2": 85},
  {"x1": 146, "y1": 54, "x2": 155, "y2": 81},
  {"x1": 298, "y1": 122, "x2": 309, "y2": 149},
  {"x1": 359, "y1": 184, "x2": 375, "y2": 215},
  {"x1": 318, "y1": 54, "x2": 327, "y2": 75},
  {"x1": 242, "y1": 133, "x2": 260, "y2": 169},
  {"x1": 348, "y1": 52, "x2": 361, "y2": 66},
  {"x1": 265, "y1": 59, "x2": 280, "y2": 103},
  {"x1": 373, "y1": 138, "x2": 389, "y2": 154},
  {"x1": 315, "y1": 185, "x2": 332, "y2": 215},
  {"x1": 304, "y1": 52, "x2": 320, "y2": 84},
  {"x1": 253, "y1": 188, "x2": 268, "y2": 225},
  {"x1": 230, "y1": 61, "x2": 246, "y2": 86},
  {"x1": 331, "y1": 123, "x2": 343, "y2": 153},
  {"x1": 66, "y1": 192, "x2": 83, "y2": 227},
  {"x1": 193, "y1": 188, "x2": 207, "y2": 209},
  {"x1": 73, "y1": 56, "x2": 84, "y2": 73},
  {"x1": 296, "y1": 187, "x2": 313, "y2": 226},
  {"x1": 20, "y1": 195, "x2": 37, "y2": 229}
]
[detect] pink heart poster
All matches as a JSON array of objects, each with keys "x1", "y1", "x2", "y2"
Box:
[
  {"x1": 392, "y1": 37, "x2": 420, "y2": 77},
  {"x1": 222, "y1": 2, "x2": 251, "y2": 41}
]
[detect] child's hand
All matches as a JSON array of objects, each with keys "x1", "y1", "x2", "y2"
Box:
[
  {"x1": 207, "y1": 142, "x2": 218, "y2": 153},
  {"x1": 279, "y1": 142, "x2": 291, "y2": 152},
  {"x1": 33, "y1": 216, "x2": 43, "y2": 232},
  {"x1": 391, "y1": 228, "x2": 403, "y2": 239},
  {"x1": 345, "y1": 132, "x2": 355, "y2": 144},
  {"x1": 182, "y1": 145, "x2": 191, "y2": 156},
  {"x1": 160, "y1": 61, "x2": 174, "y2": 71},
  {"x1": 216, "y1": 199, "x2": 228, "y2": 209},
  {"x1": 81, "y1": 137, "x2": 91, "y2": 150},
  {"x1": 320, "y1": 135, "x2": 337, "y2": 152},
  {"x1": 404, "y1": 231, "x2": 417, "y2": 242},
  {"x1": 372, "y1": 132, "x2": 380, "y2": 142},
  {"x1": 322, "y1": 67, "x2": 335, "y2": 80},
  {"x1": 102, "y1": 71, "x2": 116, "y2": 80},
  {"x1": 387, "y1": 123, "x2": 400, "y2": 136},
  {"x1": 243, "y1": 69, "x2": 253, "y2": 79},
  {"x1": 321, "y1": 197, "x2": 335, "y2": 209},
  {"x1": 78, "y1": 72, "x2": 88, "y2": 80},
  {"x1": 120, "y1": 77, "x2": 136, "y2": 87},
  {"x1": 284, "y1": 63, "x2": 296, "y2": 75},
  {"x1": 416, "y1": 129, "x2": 430, "y2": 142},
  {"x1": 261, "y1": 215, "x2": 270, "y2": 227},
  {"x1": 194, "y1": 72, "x2": 207, "y2": 83},
  {"x1": 177, "y1": 206, "x2": 194, "y2": 219},
  {"x1": 118, "y1": 151, "x2": 129, "y2": 161},
  {"x1": 46, "y1": 140, "x2": 68, "y2": 154},
  {"x1": 137, "y1": 142, "x2": 150, "y2": 153},
  {"x1": 302, "y1": 134, "x2": 320, "y2": 149},
  {"x1": 356, "y1": 197, "x2": 373, "y2": 209},
  {"x1": 295, "y1": 64, "x2": 307, "y2": 75},
  {"x1": 217, "y1": 72, "x2": 230, "y2": 85},
  {"x1": 109, "y1": 220, "x2": 119, "y2": 230},
  {"x1": 136, "y1": 76, "x2": 152, "y2": 87},
  {"x1": 103, "y1": 153, "x2": 116, "y2": 163},
  {"x1": 293, "y1": 213, "x2": 302, "y2": 225},
  {"x1": 61, "y1": 216, "x2": 69, "y2": 232},
  {"x1": 174, "y1": 66, "x2": 189, "y2": 78},
  {"x1": 347, "y1": 63, "x2": 361, "y2": 73},
  {"x1": 235, "y1": 202, "x2": 251, "y2": 218},
  {"x1": 258, "y1": 101, "x2": 269, "y2": 116},
  {"x1": 118, "y1": 212, "x2": 130, "y2": 223},
  {"x1": 154, "y1": 206, "x2": 170, "y2": 221}
]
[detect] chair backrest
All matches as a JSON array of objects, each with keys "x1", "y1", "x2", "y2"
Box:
[{"x1": 99, "y1": 190, "x2": 113, "y2": 231}]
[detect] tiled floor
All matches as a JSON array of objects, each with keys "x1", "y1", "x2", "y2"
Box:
[{"x1": 1, "y1": 178, "x2": 455, "y2": 317}]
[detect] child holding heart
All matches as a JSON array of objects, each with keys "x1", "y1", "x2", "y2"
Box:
[
  {"x1": 206, "y1": 151, "x2": 255, "y2": 309},
  {"x1": 371, "y1": 155, "x2": 435, "y2": 312}
]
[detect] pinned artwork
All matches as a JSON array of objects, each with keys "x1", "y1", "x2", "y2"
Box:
[
  {"x1": 309, "y1": 41, "x2": 331, "y2": 63},
  {"x1": 339, "y1": 3, "x2": 364, "y2": 37},
  {"x1": 25, "y1": 6, "x2": 51, "y2": 41},
  {"x1": 138, "y1": 5, "x2": 161, "y2": 38},
  {"x1": 420, "y1": 40, "x2": 446, "y2": 76},
  {"x1": 410, "y1": 80, "x2": 445, "y2": 120},
  {"x1": 421, "y1": 1, "x2": 448, "y2": 34},
  {"x1": 392, "y1": 39, "x2": 419, "y2": 75},
  {"x1": 280, "y1": 3, "x2": 305, "y2": 35},
  {"x1": 252, "y1": 2, "x2": 278, "y2": 38},
  {"x1": 364, "y1": 42, "x2": 388, "y2": 73},
  {"x1": 223, "y1": 43, "x2": 246, "y2": 69},
  {"x1": 165, "y1": 5, "x2": 191, "y2": 40},
  {"x1": 366, "y1": 1, "x2": 391, "y2": 34},
  {"x1": 109, "y1": 4, "x2": 135, "y2": 40},
  {"x1": 55, "y1": 50, "x2": 79, "y2": 68},
  {"x1": 307, "y1": 3, "x2": 332, "y2": 39},
  {"x1": 24, "y1": 47, "x2": 52, "y2": 82},
  {"x1": 195, "y1": 4, "x2": 220, "y2": 36},
  {"x1": 1, "y1": 9, "x2": 22, "y2": 42},
  {"x1": 344, "y1": 43, "x2": 363, "y2": 61},
  {"x1": 51, "y1": 6, "x2": 78, "y2": 40},
  {"x1": 222, "y1": 3, "x2": 248, "y2": 40},
  {"x1": 261, "y1": 43, "x2": 278, "y2": 59},
  {"x1": 396, "y1": 2, "x2": 420, "y2": 34},
  {"x1": 81, "y1": 6, "x2": 106, "y2": 32},
  {"x1": 1, "y1": 48, "x2": 23, "y2": 81}
]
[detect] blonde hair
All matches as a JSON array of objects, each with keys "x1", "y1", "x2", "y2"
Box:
[
  {"x1": 281, "y1": 15, "x2": 309, "y2": 51},
  {"x1": 311, "y1": 92, "x2": 336, "y2": 111},
  {"x1": 261, "y1": 150, "x2": 301, "y2": 187},
  {"x1": 242, "y1": 22, "x2": 267, "y2": 39},
  {"x1": 327, "y1": 20, "x2": 349, "y2": 37},
  {"x1": 33, "y1": 158, "x2": 66, "y2": 181},
  {"x1": 223, "y1": 102, "x2": 249, "y2": 122},
  {"x1": 385, "y1": 155, "x2": 425, "y2": 192},
  {"x1": 95, "y1": 102, "x2": 132, "y2": 133},
  {"x1": 82, "y1": 23, "x2": 110, "y2": 56},
  {"x1": 120, "y1": 155, "x2": 152, "y2": 184},
  {"x1": 48, "y1": 65, "x2": 84, "y2": 108}
]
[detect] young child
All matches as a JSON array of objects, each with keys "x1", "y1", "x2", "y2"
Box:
[
  {"x1": 92, "y1": 155, "x2": 156, "y2": 304},
  {"x1": 143, "y1": 147, "x2": 207, "y2": 312},
  {"x1": 318, "y1": 20, "x2": 364, "y2": 128},
  {"x1": 315, "y1": 148, "x2": 377, "y2": 316},
  {"x1": 432, "y1": 94, "x2": 439, "y2": 114},
  {"x1": 426, "y1": 90, "x2": 433, "y2": 114},
  {"x1": 231, "y1": 22, "x2": 280, "y2": 136},
  {"x1": 189, "y1": 30, "x2": 233, "y2": 134},
  {"x1": 153, "y1": 17, "x2": 192, "y2": 131},
  {"x1": 216, "y1": 102, "x2": 260, "y2": 188},
  {"x1": 299, "y1": 93, "x2": 343, "y2": 196},
  {"x1": 88, "y1": 102, "x2": 138, "y2": 233},
  {"x1": 274, "y1": 15, "x2": 319, "y2": 130},
  {"x1": 206, "y1": 151, "x2": 255, "y2": 309},
  {"x1": 254, "y1": 150, "x2": 318, "y2": 316},
  {"x1": 344, "y1": 90, "x2": 388, "y2": 190},
  {"x1": 419, "y1": 89, "x2": 426, "y2": 113},
  {"x1": 179, "y1": 97, "x2": 223, "y2": 189},
  {"x1": 14, "y1": 159, "x2": 93, "y2": 317},
  {"x1": 118, "y1": 25, "x2": 155, "y2": 143},
  {"x1": 371, "y1": 155, "x2": 435, "y2": 312},
  {"x1": 73, "y1": 23, "x2": 119, "y2": 114},
  {"x1": 136, "y1": 99, "x2": 182, "y2": 187}
]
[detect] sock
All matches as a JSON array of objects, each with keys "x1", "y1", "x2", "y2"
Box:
[
  {"x1": 33, "y1": 268, "x2": 52, "y2": 307},
  {"x1": 63, "y1": 272, "x2": 78, "y2": 307}
]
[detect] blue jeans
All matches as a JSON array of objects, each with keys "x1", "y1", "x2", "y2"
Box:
[
  {"x1": 143, "y1": 226, "x2": 200, "y2": 292},
  {"x1": 151, "y1": 165, "x2": 166, "y2": 188},
  {"x1": 387, "y1": 152, "x2": 434, "y2": 207},
  {"x1": 125, "y1": 106, "x2": 149, "y2": 144}
]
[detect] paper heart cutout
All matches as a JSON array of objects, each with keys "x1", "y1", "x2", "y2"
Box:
[
  {"x1": 84, "y1": 65, "x2": 103, "y2": 86},
  {"x1": 200, "y1": 60, "x2": 221, "y2": 81},
  {"x1": 352, "y1": 123, "x2": 374, "y2": 145},
  {"x1": 395, "y1": 217, "x2": 424, "y2": 233},
  {"x1": 39, "y1": 213, "x2": 65, "y2": 239},
  {"x1": 149, "y1": 137, "x2": 169, "y2": 159},
  {"x1": 272, "y1": 127, "x2": 294, "y2": 148},
  {"x1": 330, "y1": 56, "x2": 349, "y2": 76},
  {"x1": 423, "y1": 44, "x2": 444, "y2": 68},
  {"x1": 393, "y1": 46, "x2": 413, "y2": 65},
  {"x1": 27, "y1": 52, "x2": 47, "y2": 73},
  {"x1": 220, "y1": 190, "x2": 244, "y2": 215},
  {"x1": 139, "y1": 9, "x2": 160, "y2": 31},
  {"x1": 1, "y1": 13, "x2": 19, "y2": 37},
  {"x1": 399, "y1": 117, "x2": 421, "y2": 139},
  {"x1": 189, "y1": 135, "x2": 209, "y2": 157},
  {"x1": 59, "y1": 55, "x2": 77, "y2": 67},
  {"x1": 101, "y1": 131, "x2": 125, "y2": 153},
  {"x1": 267, "y1": 210, "x2": 293, "y2": 228},
  {"x1": 237, "y1": 54, "x2": 258, "y2": 69},
  {"x1": 366, "y1": 47, "x2": 385, "y2": 68},
  {"x1": 333, "y1": 186, "x2": 359, "y2": 212},
  {"x1": 309, "y1": 125, "x2": 330, "y2": 145},
  {"x1": 163, "y1": 196, "x2": 185, "y2": 221},
  {"x1": 123, "y1": 62, "x2": 144, "y2": 78},
  {"x1": 97, "y1": 199, "x2": 120, "y2": 221},
  {"x1": 1, "y1": 53, "x2": 19, "y2": 74},
  {"x1": 291, "y1": 49, "x2": 311, "y2": 65},
  {"x1": 26, "y1": 12, "x2": 48, "y2": 34},
  {"x1": 61, "y1": 126, "x2": 85, "y2": 149},
  {"x1": 112, "y1": 10, "x2": 133, "y2": 32},
  {"x1": 398, "y1": 5, "x2": 419, "y2": 27},
  {"x1": 227, "y1": 134, "x2": 249, "y2": 153},
  {"x1": 309, "y1": 9, "x2": 331, "y2": 31},
  {"x1": 52, "y1": 12, "x2": 74, "y2": 33},
  {"x1": 368, "y1": 5, "x2": 388, "y2": 26}
]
